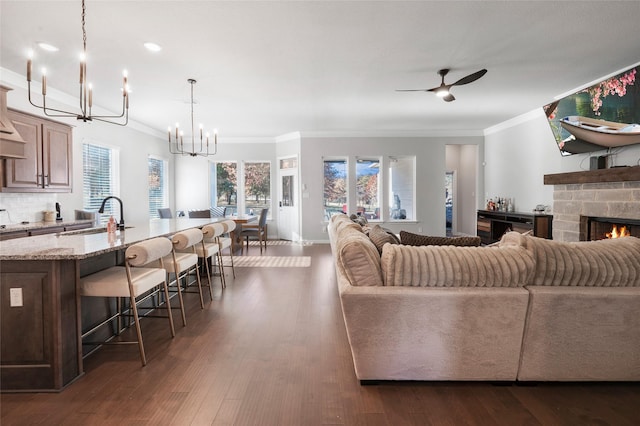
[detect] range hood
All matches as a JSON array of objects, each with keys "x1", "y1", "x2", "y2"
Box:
[{"x1": 0, "y1": 85, "x2": 27, "y2": 159}]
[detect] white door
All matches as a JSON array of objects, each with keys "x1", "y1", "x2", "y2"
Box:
[{"x1": 277, "y1": 156, "x2": 300, "y2": 241}]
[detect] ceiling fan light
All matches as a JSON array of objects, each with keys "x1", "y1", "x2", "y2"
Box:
[{"x1": 435, "y1": 88, "x2": 449, "y2": 97}]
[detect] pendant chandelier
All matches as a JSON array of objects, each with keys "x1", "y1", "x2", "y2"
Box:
[
  {"x1": 26, "y1": 0, "x2": 130, "y2": 126},
  {"x1": 167, "y1": 79, "x2": 218, "y2": 157}
]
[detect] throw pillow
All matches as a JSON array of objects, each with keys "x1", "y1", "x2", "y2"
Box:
[
  {"x1": 400, "y1": 230, "x2": 481, "y2": 247},
  {"x1": 368, "y1": 225, "x2": 400, "y2": 254}
]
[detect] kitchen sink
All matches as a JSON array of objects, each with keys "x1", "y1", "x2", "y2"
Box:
[{"x1": 59, "y1": 226, "x2": 134, "y2": 236}]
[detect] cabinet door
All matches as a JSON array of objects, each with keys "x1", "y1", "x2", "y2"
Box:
[
  {"x1": 42, "y1": 121, "x2": 72, "y2": 190},
  {"x1": 4, "y1": 110, "x2": 42, "y2": 188},
  {"x1": 3, "y1": 109, "x2": 72, "y2": 192}
]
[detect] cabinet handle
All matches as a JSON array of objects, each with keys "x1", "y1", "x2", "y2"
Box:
[
  {"x1": 37, "y1": 174, "x2": 43, "y2": 186},
  {"x1": 44, "y1": 174, "x2": 49, "y2": 187}
]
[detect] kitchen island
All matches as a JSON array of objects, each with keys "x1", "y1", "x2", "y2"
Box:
[{"x1": 0, "y1": 218, "x2": 222, "y2": 392}]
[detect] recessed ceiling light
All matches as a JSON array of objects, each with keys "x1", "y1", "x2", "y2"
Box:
[
  {"x1": 144, "y1": 42, "x2": 162, "y2": 52},
  {"x1": 38, "y1": 42, "x2": 59, "y2": 52}
]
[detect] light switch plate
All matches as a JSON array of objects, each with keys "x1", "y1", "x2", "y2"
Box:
[{"x1": 10, "y1": 288, "x2": 23, "y2": 307}]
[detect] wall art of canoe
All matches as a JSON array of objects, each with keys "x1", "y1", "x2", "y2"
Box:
[{"x1": 560, "y1": 116, "x2": 640, "y2": 148}]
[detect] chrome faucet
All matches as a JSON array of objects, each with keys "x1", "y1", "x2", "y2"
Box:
[{"x1": 98, "y1": 196, "x2": 125, "y2": 230}]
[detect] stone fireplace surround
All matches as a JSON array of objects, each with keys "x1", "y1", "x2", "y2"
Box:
[{"x1": 545, "y1": 166, "x2": 640, "y2": 242}]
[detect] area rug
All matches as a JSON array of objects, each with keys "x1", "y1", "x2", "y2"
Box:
[
  {"x1": 246, "y1": 240, "x2": 313, "y2": 246},
  {"x1": 221, "y1": 256, "x2": 311, "y2": 268}
]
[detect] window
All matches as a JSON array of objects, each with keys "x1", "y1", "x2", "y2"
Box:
[
  {"x1": 244, "y1": 161, "x2": 271, "y2": 216},
  {"x1": 356, "y1": 158, "x2": 380, "y2": 220},
  {"x1": 388, "y1": 156, "x2": 415, "y2": 220},
  {"x1": 148, "y1": 156, "x2": 168, "y2": 219},
  {"x1": 322, "y1": 156, "x2": 415, "y2": 222},
  {"x1": 323, "y1": 159, "x2": 347, "y2": 220},
  {"x1": 83, "y1": 143, "x2": 119, "y2": 223},
  {"x1": 212, "y1": 161, "x2": 237, "y2": 215}
]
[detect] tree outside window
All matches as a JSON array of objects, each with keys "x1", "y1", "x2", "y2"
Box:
[
  {"x1": 244, "y1": 162, "x2": 271, "y2": 216},
  {"x1": 323, "y1": 159, "x2": 347, "y2": 220},
  {"x1": 356, "y1": 159, "x2": 380, "y2": 219},
  {"x1": 214, "y1": 162, "x2": 237, "y2": 214}
]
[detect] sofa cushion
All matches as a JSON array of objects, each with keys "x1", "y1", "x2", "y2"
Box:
[
  {"x1": 381, "y1": 239, "x2": 534, "y2": 287},
  {"x1": 520, "y1": 234, "x2": 640, "y2": 287},
  {"x1": 368, "y1": 225, "x2": 400, "y2": 254},
  {"x1": 333, "y1": 221, "x2": 384, "y2": 287},
  {"x1": 400, "y1": 231, "x2": 481, "y2": 247}
]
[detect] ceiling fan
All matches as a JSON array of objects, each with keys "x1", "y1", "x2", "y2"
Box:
[{"x1": 397, "y1": 68, "x2": 487, "y2": 102}]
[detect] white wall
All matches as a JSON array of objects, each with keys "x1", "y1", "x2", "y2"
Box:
[
  {"x1": 484, "y1": 109, "x2": 640, "y2": 214},
  {"x1": 300, "y1": 135, "x2": 484, "y2": 242}
]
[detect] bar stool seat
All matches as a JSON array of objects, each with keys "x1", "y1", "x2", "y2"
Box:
[{"x1": 80, "y1": 237, "x2": 175, "y2": 366}]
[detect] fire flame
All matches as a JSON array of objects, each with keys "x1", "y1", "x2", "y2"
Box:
[{"x1": 605, "y1": 225, "x2": 630, "y2": 239}]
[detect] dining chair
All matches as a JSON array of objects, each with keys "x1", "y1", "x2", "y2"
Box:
[
  {"x1": 218, "y1": 219, "x2": 237, "y2": 278},
  {"x1": 162, "y1": 228, "x2": 205, "y2": 326},
  {"x1": 188, "y1": 209, "x2": 211, "y2": 218},
  {"x1": 79, "y1": 237, "x2": 175, "y2": 366},
  {"x1": 158, "y1": 208, "x2": 173, "y2": 218},
  {"x1": 239, "y1": 207, "x2": 268, "y2": 254},
  {"x1": 210, "y1": 206, "x2": 227, "y2": 217}
]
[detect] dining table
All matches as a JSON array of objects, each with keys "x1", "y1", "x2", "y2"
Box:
[{"x1": 228, "y1": 214, "x2": 258, "y2": 253}]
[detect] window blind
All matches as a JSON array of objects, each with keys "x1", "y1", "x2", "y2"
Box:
[{"x1": 83, "y1": 143, "x2": 116, "y2": 222}]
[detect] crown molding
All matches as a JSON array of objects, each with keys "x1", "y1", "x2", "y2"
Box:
[{"x1": 483, "y1": 108, "x2": 545, "y2": 136}]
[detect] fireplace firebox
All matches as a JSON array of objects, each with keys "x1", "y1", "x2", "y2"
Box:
[{"x1": 580, "y1": 216, "x2": 640, "y2": 241}]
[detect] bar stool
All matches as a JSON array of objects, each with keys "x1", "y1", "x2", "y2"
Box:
[
  {"x1": 162, "y1": 228, "x2": 205, "y2": 327},
  {"x1": 79, "y1": 237, "x2": 175, "y2": 366},
  {"x1": 191, "y1": 223, "x2": 225, "y2": 295},
  {"x1": 218, "y1": 219, "x2": 237, "y2": 279}
]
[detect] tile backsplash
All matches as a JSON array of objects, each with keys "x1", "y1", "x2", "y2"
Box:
[{"x1": 0, "y1": 193, "x2": 57, "y2": 225}]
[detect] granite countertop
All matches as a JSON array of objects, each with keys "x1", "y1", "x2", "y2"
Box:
[
  {"x1": 0, "y1": 219, "x2": 94, "y2": 233},
  {"x1": 0, "y1": 218, "x2": 223, "y2": 260}
]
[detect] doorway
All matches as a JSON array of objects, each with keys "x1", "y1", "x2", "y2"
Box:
[
  {"x1": 277, "y1": 156, "x2": 300, "y2": 241},
  {"x1": 445, "y1": 171, "x2": 454, "y2": 236}
]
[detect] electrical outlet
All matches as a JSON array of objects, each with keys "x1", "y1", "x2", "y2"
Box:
[
  {"x1": 418, "y1": 227, "x2": 423, "y2": 233},
  {"x1": 10, "y1": 288, "x2": 23, "y2": 307}
]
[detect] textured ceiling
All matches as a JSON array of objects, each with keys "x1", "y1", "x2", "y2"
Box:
[{"x1": 1, "y1": 1, "x2": 639, "y2": 138}]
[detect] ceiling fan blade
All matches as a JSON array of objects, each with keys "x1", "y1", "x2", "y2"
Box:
[
  {"x1": 451, "y1": 69, "x2": 487, "y2": 86},
  {"x1": 395, "y1": 89, "x2": 430, "y2": 92},
  {"x1": 443, "y1": 93, "x2": 455, "y2": 102}
]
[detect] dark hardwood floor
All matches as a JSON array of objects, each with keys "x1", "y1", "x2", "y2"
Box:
[{"x1": 2, "y1": 242, "x2": 639, "y2": 425}]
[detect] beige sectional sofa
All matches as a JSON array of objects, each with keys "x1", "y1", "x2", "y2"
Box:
[{"x1": 328, "y1": 214, "x2": 640, "y2": 382}]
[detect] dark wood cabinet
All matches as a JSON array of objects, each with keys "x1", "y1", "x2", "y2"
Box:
[
  {"x1": 1, "y1": 109, "x2": 72, "y2": 192},
  {"x1": 477, "y1": 210, "x2": 552, "y2": 245}
]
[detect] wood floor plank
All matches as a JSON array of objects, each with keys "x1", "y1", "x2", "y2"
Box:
[{"x1": 2, "y1": 243, "x2": 640, "y2": 425}]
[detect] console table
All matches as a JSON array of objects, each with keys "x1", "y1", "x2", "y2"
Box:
[{"x1": 477, "y1": 210, "x2": 553, "y2": 245}]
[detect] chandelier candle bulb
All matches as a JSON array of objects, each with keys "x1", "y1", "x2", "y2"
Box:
[
  {"x1": 27, "y1": 56, "x2": 32, "y2": 82},
  {"x1": 88, "y1": 84, "x2": 93, "y2": 107},
  {"x1": 79, "y1": 53, "x2": 85, "y2": 83}
]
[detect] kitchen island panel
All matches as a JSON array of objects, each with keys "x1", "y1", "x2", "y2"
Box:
[{"x1": 1, "y1": 259, "x2": 80, "y2": 392}]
